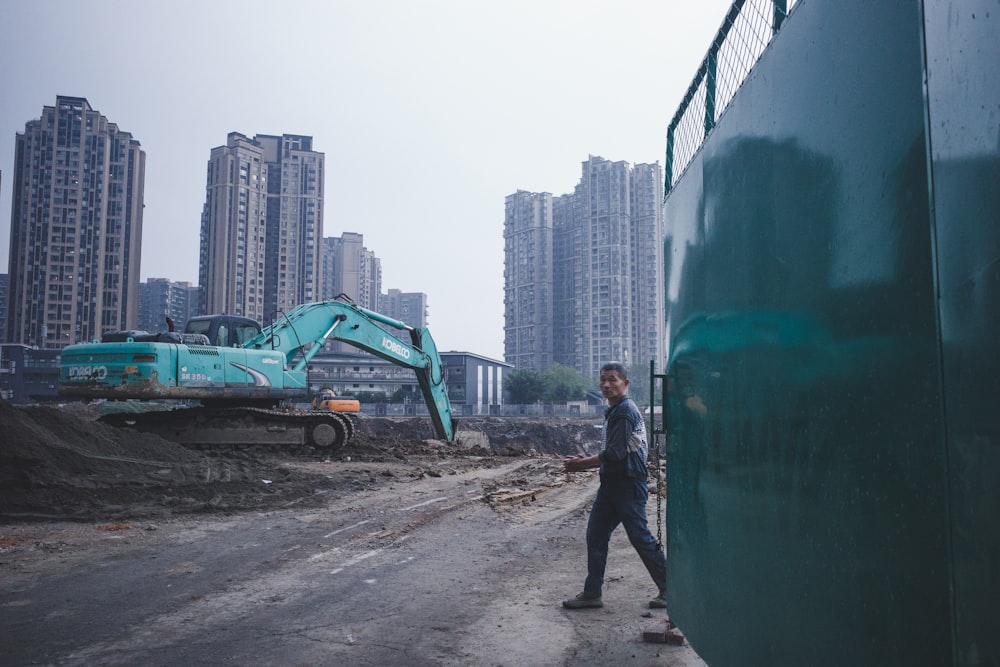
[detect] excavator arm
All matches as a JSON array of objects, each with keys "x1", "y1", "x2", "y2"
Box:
[{"x1": 248, "y1": 298, "x2": 456, "y2": 441}]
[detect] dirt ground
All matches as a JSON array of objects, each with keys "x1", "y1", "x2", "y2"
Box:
[
  {"x1": 0, "y1": 399, "x2": 601, "y2": 523},
  {"x1": 0, "y1": 399, "x2": 699, "y2": 666},
  {"x1": 0, "y1": 398, "x2": 616, "y2": 587}
]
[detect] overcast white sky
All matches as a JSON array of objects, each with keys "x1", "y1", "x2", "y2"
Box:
[{"x1": 1, "y1": 0, "x2": 732, "y2": 359}]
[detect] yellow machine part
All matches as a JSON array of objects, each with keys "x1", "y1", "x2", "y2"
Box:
[{"x1": 312, "y1": 389, "x2": 361, "y2": 413}]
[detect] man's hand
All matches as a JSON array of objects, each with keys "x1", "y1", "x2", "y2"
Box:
[{"x1": 563, "y1": 454, "x2": 599, "y2": 473}]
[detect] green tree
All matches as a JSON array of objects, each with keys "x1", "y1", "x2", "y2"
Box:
[
  {"x1": 544, "y1": 363, "x2": 587, "y2": 403},
  {"x1": 504, "y1": 368, "x2": 547, "y2": 404}
]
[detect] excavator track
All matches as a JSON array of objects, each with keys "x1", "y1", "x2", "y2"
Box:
[{"x1": 98, "y1": 406, "x2": 355, "y2": 452}]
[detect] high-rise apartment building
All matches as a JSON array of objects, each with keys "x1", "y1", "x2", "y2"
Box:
[
  {"x1": 0, "y1": 169, "x2": 2, "y2": 343},
  {"x1": 0, "y1": 274, "x2": 8, "y2": 344},
  {"x1": 628, "y1": 162, "x2": 666, "y2": 372},
  {"x1": 138, "y1": 278, "x2": 200, "y2": 333},
  {"x1": 551, "y1": 193, "x2": 581, "y2": 369},
  {"x1": 560, "y1": 156, "x2": 634, "y2": 378},
  {"x1": 199, "y1": 132, "x2": 268, "y2": 322},
  {"x1": 198, "y1": 132, "x2": 323, "y2": 324},
  {"x1": 503, "y1": 190, "x2": 553, "y2": 371},
  {"x1": 6, "y1": 96, "x2": 145, "y2": 348},
  {"x1": 504, "y1": 156, "x2": 665, "y2": 381},
  {"x1": 380, "y1": 289, "x2": 428, "y2": 328},
  {"x1": 257, "y1": 134, "x2": 323, "y2": 316},
  {"x1": 359, "y1": 247, "x2": 381, "y2": 310},
  {"x1": 321, "y1": 232, "x2": 381, "y2": 310},
  {"x1": 320, "y1": 232, "x2": 382, "y2": 353}
]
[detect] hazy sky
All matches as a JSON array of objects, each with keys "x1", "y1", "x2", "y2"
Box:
[{"x1": 0, "y1": 0, "x2": 732, "y2": 359}]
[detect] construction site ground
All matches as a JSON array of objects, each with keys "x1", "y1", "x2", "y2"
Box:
[{"x1": 0, "y1": 400, "x2": 705, "y2": 666}]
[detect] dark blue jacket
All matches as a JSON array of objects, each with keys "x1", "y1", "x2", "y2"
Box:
[{"x1": 598, "y1": 397, "x2": 649, "y2": 482}]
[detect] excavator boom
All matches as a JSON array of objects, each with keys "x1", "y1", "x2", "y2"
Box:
[{"x1": 248, "y1": 300, "x2": 455, "y2": 440}]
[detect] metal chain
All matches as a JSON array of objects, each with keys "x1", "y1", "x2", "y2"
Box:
[
  {"x1": 648, "y1": 359, "x2": 665, "y2": 551},
  {"x1": 652, "y1": 431, "x2": 663, "y2": 549}
]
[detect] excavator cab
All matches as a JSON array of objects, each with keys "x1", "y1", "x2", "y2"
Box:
[{"x1": 185, "y1": 315, "x2": 261, "y2": 347}]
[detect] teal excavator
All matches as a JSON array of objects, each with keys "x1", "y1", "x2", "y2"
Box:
[{"x1": 58, "y1": 297, "x2": 456, "y2": 451}]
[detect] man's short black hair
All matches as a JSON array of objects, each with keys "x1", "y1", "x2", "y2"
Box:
[{"x1": 600, "y1": 362, "x2": 628, "y2": 380}]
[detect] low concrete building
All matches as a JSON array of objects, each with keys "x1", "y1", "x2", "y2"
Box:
[
  {"x1": 307, "y1": 351, "x2": 511, "y2": 416},
  {"x1": 0, "y1": 344, "x2": 61, "y2": 403},
  {"x1": 439, "y1": 352, "x2": 512, "y2": 416}
]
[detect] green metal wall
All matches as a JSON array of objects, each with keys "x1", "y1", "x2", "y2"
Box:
[
  {"x1": 923, "y1": 1, "x2": 1000, "y2": 664},
  {"x1": 662, "y1": 1, "x2": 998, "y2": 665}
]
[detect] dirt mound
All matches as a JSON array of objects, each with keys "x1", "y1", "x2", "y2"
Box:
[
  {"x1": 340, "y1": 415, "x2": 602, "y2": 460},
  {"x1": 0, "y1": 401, "x2": 602, "y2": 523},
  {"x1": 453, "y1": 416, "x2": 603, "y2": 456},
  {"x1": 0, "y1": 400, "x2": 332, "y2": 521}
]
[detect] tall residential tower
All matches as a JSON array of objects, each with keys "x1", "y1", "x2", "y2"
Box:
[
  {"x1": 503, "y1": 190, "x2": 553, "y2": 371},
  {"x1": 6, "y1": 96, "x2": 145, "y2": 347},
  {"x1": 380, "y1": 289, "x2": 428, "y2": 328},
  {"x1": 198, "y1": 132, "x2": 323, "y2": 323},
  {"x1": 503, "y1": 156, "x2": 665, "y2": 380},
  {"x1": 257, "y1": 134, "x2": 324, "y2": 316},
  {"x1": 321, "y1": 232, "x2": 381, "y2": 310},
  {"x1": 199, "y1": 132, "x2": 267, "y2": 322},
  {"x1": 138, "y1": 278, "x2": 200, "y2": 333}
]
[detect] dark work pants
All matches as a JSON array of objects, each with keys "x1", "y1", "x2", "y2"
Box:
[{"x1": 583, "y1": 475, "x2": 666, "y2": 598}]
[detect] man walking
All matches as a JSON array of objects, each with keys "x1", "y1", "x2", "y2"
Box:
[{"x1": 562, "y1": 362, "x2": 667, "y2": 609}]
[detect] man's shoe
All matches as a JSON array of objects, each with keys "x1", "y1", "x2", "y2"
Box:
[
  {"x1": 649, "y1": 590, "x2": 668, "y2": 609},
  {"x1": 563, "y1": 593, "x2": 603, "y2": 609}
]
